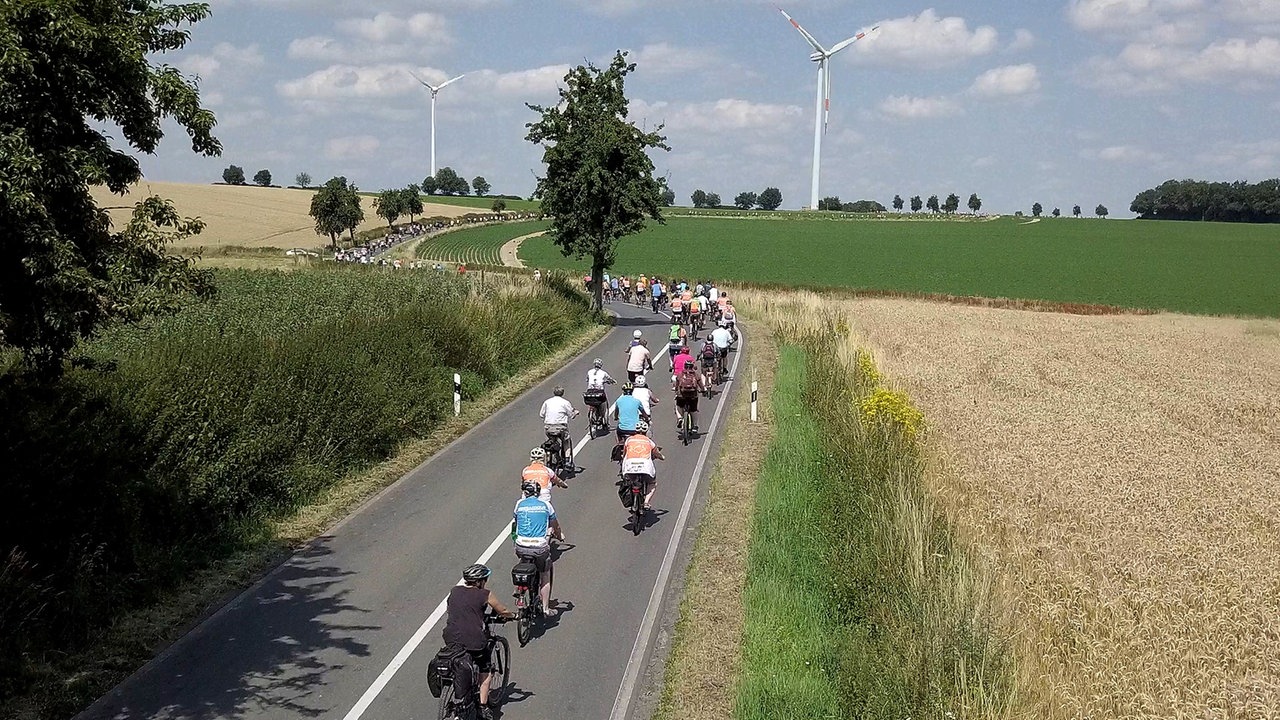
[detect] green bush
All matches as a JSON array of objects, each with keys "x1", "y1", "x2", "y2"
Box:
[{"x1": 0, "y1": 266, "x2": 593, "y2": 704}]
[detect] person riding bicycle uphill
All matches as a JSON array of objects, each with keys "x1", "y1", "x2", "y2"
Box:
[
  {"x1": 621, "y1": 420, "x2": 665, "y2": 509},
  {"x1": 671, "y1": 343, "x2": 695, "y2": 389},
  {"x1": 632, "y1": 373, "x2": 658, "y2": 413},
  {"x1": 522, "y1": 447, "x2": 568, "y2": 505},
  {"x1": 612, "y1": 381, "x2": 650, "y2": 441},
  {"x1": 443, "y1": 564, "x2": 516, "y2": 718},
  {"x1": 514, "y1": 482, "x2": 563, "y2": 618},
  {"x1": 650, "y1": 278, "x2": 664, "y2": 313},
  {"x1": 700, "y1": 337, "x2": 718, "y2": 379},
  {"x1": 669, "y1": 293, "x2": 685, "y2": 327},
  {"x1": 538, "y1": 387, "x2": 578, "y2": 470},
  {"x1": 710, "y1": 323, "x2": 735, "y2": 376},
  {"x1": 674, "y1": 359, "x2": 706, "y2": 434},
  {"x1": 625, "y1": 335, "x2": 651, "y2": 383},
  {"x1": 585, "y1": 358, "x2": 616, "y2": 428},
  {"x1": 667, "y1": 322, "x2": 687, "y2": 370}
]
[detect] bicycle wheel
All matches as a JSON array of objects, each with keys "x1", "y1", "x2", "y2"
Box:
[
  {"x1": 438, "y1": 684, "x2": 455, "y2": 720},
  {"x1": 488, "y1": 635, "x2": 511, "y2": 706},
  {"x1": 632, "y1": 486, "x2": 644, "y2": 535},
  {"x1": 516, "y1": 595, "x2": 533, "y2": 647}
]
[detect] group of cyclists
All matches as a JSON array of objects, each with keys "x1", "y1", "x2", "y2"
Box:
[{"x1": 441, "y1": 277, "x2": 739, "y2": 720}]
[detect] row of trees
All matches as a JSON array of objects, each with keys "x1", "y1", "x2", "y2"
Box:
[
  {"x1": 1025, "y1": 203, "x2": 1110, "y2": 218},
  {"x1": 421, "y1": 167, "x2": 491, "y2": 197},
  {"x1": 1130, "y1": 179, "x2": 1280, "y2": 223},
  {"x1": 372, "y1": 186, "x2": 425, "y2": 227},
  {"x1": 691, "y1": 188, "x2": 783, "y2": 210},
  {"x1": 221, "y1": 165, "x2": 274, "y2": 187},
  {"x1": 818, "y1": 197, "x2": 886, "y2": 212}
]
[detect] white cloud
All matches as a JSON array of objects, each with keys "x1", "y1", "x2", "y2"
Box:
[
  {"x1": 277, "y1": 62, "x2": 568, "y2": 109},
  {"x1": 634, "y1": 98, "x2": 804, "y2": 133},
  {"x1": 324, "y1": 135, "x2": 381, "y2": 160},
  {"x1": 1067, "y1": 0, "x2": 1205, "y2": 32},
  {"x1": 1222, "y1": 0, "x2": 1280, "y2": 24},
  {"x1": 1092, "y1": 145, "x2": 1165, "y2": 163},
  {"x1": 1008, "y1": 29, "x2": 1036, "y2": 52},
  {"x1": 878, "y1": 94, "x2": 962, "y2": 119},
  {"x1": 1081, "y1": 36, "x2": 1280, "y2": 92},
  {"x1": 851, "y1": 9, "x2": 998, "y2": 67},
  {"x1": 969, "y1": 64, "x2": 1041, "y2": 96},
  {"x1": 629, "y1": 43, "x2": 723, "y2": 76},
  {"x1": 180, "y1": 42, "x2": 265, "y2": 79},
  {"x1": 335, "y1": 11, "x2": 450, "y2": 43}
]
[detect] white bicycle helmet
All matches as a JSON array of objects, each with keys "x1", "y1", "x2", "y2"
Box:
[
  {"x1": 593, "y1": 357, "x2": 603, "y2": 368},
  {"x1": 633, "y1": 329, "x2": 643, "y2": 339},
  {"x1": 634, "y1": 375, "x2": 647, "y2": 388},
  {"x1": 530, "y1": 447, "x2": 546, "y2": 462},
  {"x1": 635, "y1": 420, "x2": 650, "y2": 434}
]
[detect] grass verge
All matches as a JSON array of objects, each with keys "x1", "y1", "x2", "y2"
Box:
[{"x1": 654, "y1": 322, "x2": 778, "y2": 720}]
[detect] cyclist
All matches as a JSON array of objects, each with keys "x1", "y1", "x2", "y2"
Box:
[
  {"x1": 609, "y1": 274, "x2": 619, "y2": 301},
  {"x1": 650, "y1": 278, "x2": 664, "y2": 314},
  {"x1": 612, "y1": 381, "x2": 649, "y2": 441},
  {"x1": 700, "y1": 337, "x2": 718, "y2": 382},
  {"x1": 538, "y1": 387, "x2": 578, "y2": 470},
  {"x1": 710, "y1": 323, "x2": 734, "y2": 376},
  {"x1": 720, "y1": 302, "x2": 737, "y2": 333},
  {"x1": 669, "y1": 293, "x2": 684, "y2": 327},
  {"x1": 621, "y1": 420, "x2": 665, "y2": 509},
  {"x1": 522, "y1": 447, "x2": 568, "y2": 505},
  {"x1": 674, "y1": 359, "x2": 706, "y2": 434},
  {"x1": 514, "y1": 482, "x2": 563, "y2": 617},
  {"x1": 585, "y1": 358, "x2": 615, "y2": 428},
  {"x1": 632, "y1": 374, "x2": 658, "y2": 414},
  {"x1": 671, "y1": 343, "x2": 695, "y2": 389},
  {"x1": 688, "y1": 292, "x2": 704, "y2": 333},
  {"x1": 443, "y1": 564, "x2": 516, "y2": 719},
  {"x1": 667, "y1": 322, "x2": 687, "y2": 370},
  {"x1": 625, "y1": 336, "x2": 651, "y2": 383}
]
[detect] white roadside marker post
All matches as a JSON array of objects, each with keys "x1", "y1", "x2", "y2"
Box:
[
  {"x1": 453, "y1": 373, "x2": 461, "y2": 417},
  {"x1": 751, "y1": 380, "x2": 758, "y2": 422}
]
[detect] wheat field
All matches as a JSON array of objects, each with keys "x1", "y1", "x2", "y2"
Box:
[
  {"x1": 815, "y1": 297, "x2": 1280, "y2": 718},
  {"x1": 88, "y1": 181, "x2": 476, "y2": 249}
]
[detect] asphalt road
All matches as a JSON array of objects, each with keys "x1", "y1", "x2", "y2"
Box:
[{"x1": 78, "y1": 300, "x2": 744, "y2": 720}]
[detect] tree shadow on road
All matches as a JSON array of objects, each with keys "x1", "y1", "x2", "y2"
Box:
[{"x1": 83, "y1": 539, "x2": 378, "y2": 720}]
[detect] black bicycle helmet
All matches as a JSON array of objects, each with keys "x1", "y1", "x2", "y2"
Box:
[
  {"x1": 621, "y1": 382, "x2": 634, "y2": 393},
  {"x1": 462, "y1": 563, "x2": 491, "y2": 584},
  {"x1": 521, "y1": 481, "x2": 540, "y2": 497}
]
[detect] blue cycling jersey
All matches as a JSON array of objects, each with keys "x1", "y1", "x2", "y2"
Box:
[
  {"x1": 615, "y1": 395, "x2": 644, "y2": 431},
  {"x1": 514, "y1": 496, "x2": 555, "y2": 544},
  {"x1": 651, "y1": 283, "x2": 663, "y2": 298}
]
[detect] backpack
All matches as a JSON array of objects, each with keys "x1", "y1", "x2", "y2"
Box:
[
  {"x1": 701, "y1": 343, "x2": 716, "y2": 359},
  {"x1": 677, "y1": 370, "x2": 699, "y2": 396}
]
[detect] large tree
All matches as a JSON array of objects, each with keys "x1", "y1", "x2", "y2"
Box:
[
  {"x1": 400, "y1": 186, "x2": 423, "y2": 222},
  {"x1": 253, "y1": 169, "x2": 271, "y2": 187},
  {"x1": 472, "y1": 176, "x2": 490, "y2": 197},
  {"x1": 705, "y1": 192, "x2": 721, "y2": 208},
  {"x1": 296, "y1": 171, "x2": 312, "y2": 188},
  {"x1": 734, "y1": 191, "x2": 758, "y2": 210},
  {"x1": 943, "y1": 193, "x2": 960, "y2": 214},
  {"x1": 691, "y1": 189, "x2": 708, "y2": 208},
  {"x1": 1, "y1": 0, "x2": 221, "y2": 373},
  {"x1": 222, "y1": 165, "x2": 245, "y2": 185},
  {"x1": 1032, "y1": 202, "x2": 1043, "y2": 218},
  {"x1": 1096, "y1": 204, "x2": 1109, "y2": 218},
  {"x1": 819, "y1": 196, "x2": 842, "y2": 211},
  {"x1": 421, "y1": 175, "x2": 439, "y2": 195},
  {"x1": 893, "y1": 194, "x2": 904, "y2": 211},
  {"x1": 434, "y1": 166, "x2": 468, "y2": 195},
  {"x1": 758, "y1": 187, "x2": 783, "y2": 211},
  {"x1": 926, "y1": 194, "x2": 941, "y2": 213},
  {"x1": 525, "y1": 51, "x2": 668, "y2": 312},
  {"x1": 910, "y1": 195, "x2": 923, "y2": 212},
  {"x1": 968, "y1": 193, "x2": 982, "y2": 214},
  {"x1": 309, "y1": 176, "x2": 363, "y2": 246},
  {"x1": 373, "y1": 189, "x2": 403, "y2": 227}
]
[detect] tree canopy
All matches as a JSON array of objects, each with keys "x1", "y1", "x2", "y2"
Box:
[
  {"x1": 373, "y1": 189, "x2": 402, "y2": 226},
  {"x1": 1, "y1": 0, "x2": 222, "y2": 372},
  {"x1": 968, "y1": 193, "x2": 982, "y2": 213},
  {"x1": 525, "y1": 51, "x2": 668, "y2": 311},
  {"x1": 1130, "y1": 178, "x2": 1280, "y2": 223},
  {"x1": 222, "y1": 165, "x2": 245, "y2": 184},
  {"x1": 758, "y1": 187, "x2": 783, "y2": 211},
  {"x1": 253, "y1": 169, "x2": 271, "y2": 186},
  {"x1": 472, "y1": 176, "x2": 490, "y2": 197},
  {"x1": 734, "y1": 191, "x2": 758, "y2": 210},
  {"x1": 309, "y1": 176, "x2": 363, "y2": 246}
]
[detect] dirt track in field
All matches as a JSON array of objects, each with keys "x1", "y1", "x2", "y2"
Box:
[
  {"x1": 843, "y1": 298, "x2": 1280, "y2": 718},
  {"x1": 89, "y1": 182, "x2": 474, "y2": 249}
]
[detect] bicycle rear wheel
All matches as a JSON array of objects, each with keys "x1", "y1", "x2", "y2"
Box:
[
  {"x1": 632, "y1": 486, "x2": 644, "y2": 535},
  {"x1": 488, "y1": 635, "x2": 511, "y2": 705},
  {"x1": 516, "y1": 593, "x2": 533, "y2": 647}
]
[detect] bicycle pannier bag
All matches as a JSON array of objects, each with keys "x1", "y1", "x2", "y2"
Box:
[{"x1": 512, "y1": 562, "x2": 538, "y2": 587}]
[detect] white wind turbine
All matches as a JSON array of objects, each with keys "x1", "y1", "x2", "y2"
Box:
[
  {"x1": 408, "y1": 71, "x2": 465, "y2": 177},
  {"x1": 778, "y1": 8, "x2": 878, "y2": 210}
]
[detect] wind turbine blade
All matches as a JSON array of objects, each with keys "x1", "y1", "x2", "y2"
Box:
[
  {"x1": 406, "y1": 70, "x2": 432, "y2": 88},
  {"x1": 828, "y1": 26, "x2": 877, "y2": 56},
  {"x1": 778, "y1": 7, "x2": 826, "y2": 53},
  {"x1": 438, "y1": 74, "x2": 465, "y2": 89}
]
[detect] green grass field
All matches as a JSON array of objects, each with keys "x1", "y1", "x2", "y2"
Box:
[
  {"x1": 413, "y1": 195, "x2": 541, "y2": 212},
  {"x1": 517, "y1": 215, "x2": 1280, "y2": 317},
  {"x1": 413, "y1": 220, "x2": 550, "y2": 265}
]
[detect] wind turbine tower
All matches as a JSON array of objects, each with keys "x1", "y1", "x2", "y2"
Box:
[
  {"x1": 408, "y1": 71, "x2": 465, "y2": 177},
  {"x1": 778, "y1": 9, "x2": 877, "y2": 210}
]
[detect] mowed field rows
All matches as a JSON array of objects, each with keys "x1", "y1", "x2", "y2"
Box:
[
  {"x1": 518, "y1": 215, "x2": 1280, "y2": 317},
  {"x1": 88, "y1": 182, "x2": 477, "y2": 249},
  {"x1": 413, "y1": 219, "x2": 550, "y2": 265}
]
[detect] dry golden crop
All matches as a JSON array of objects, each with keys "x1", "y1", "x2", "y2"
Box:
[
  {"x1": 802, "y1": 296, "x2": 1280, "y2": 719},
  {"x1": 88, "y1": 181, "x2": 474, "y2": 249}
]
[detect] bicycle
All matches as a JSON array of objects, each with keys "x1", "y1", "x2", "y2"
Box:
[
  {"x1": 584, "y1": 388, "x2": 610, "y2": 437},
  {"x1": 619, "y1": 473, "x2": 648, "y2": 535},
  {"x1": 541, "y1": 433, "x2": 572, "y2": 475},
  {"x1": 433, "y1": 614, "x2": 512, "y2": 720},
  {"x1": 701, "y1": 360, "x2": 716, "y2": 398},
  {"x1": 511, "y1": 561, "x2": 543, "y2": 647},
  {"x1": 676, "y1": 409, "x2": 692, "y2": 446}
]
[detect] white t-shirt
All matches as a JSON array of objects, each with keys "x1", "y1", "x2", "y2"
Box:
[
  {"x1": 627, "y1": 344, "x2": 651, "y2": 373},
  {"x1": 540, "y1": 396, "x2": 576, "y2": 425},
  {"x1": 709, "y1": 287, "x2": 719, "y2": 303},
  {"x1": 711, "y1": 327, "x2": 734, "y2": 350},
  {"x1": 586, "y1": 368, "x2": 613, "y2": 390},
  {"x1": 631, "y1": 387, "x2": 654, "y2": 414}
]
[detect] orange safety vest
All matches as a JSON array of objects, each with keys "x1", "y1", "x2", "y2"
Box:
[
  {"x1": 522, "y1": 462, "x2": 555, "y2": 489},
  {"x1": 623, "y1": 435, "x2": 655, "y2": 461},
  {"x1": 670, "y1": 297, "x2": 683, "y2": 311}
]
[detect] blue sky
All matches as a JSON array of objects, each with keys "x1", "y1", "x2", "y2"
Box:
[{"x1": 134, "y1": 0, "x2": 1280, "y2": 215}]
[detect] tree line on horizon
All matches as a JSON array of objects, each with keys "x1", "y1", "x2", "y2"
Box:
[
  {"x1": 1130, "y1": 178, "x2": 1280, "y2": 223},
  {"x1": 690, "y1": 187, "x2": 784, "y2": 210}
]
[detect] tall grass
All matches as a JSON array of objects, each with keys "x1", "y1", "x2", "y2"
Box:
[
  {"x1": 0, "y1": 266, "x2": 594, "y2": 711},
  {"x1": 735, "y1": 290, "x2": 1016, "y2": 719}
]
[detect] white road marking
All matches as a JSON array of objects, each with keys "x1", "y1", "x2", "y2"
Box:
[
  {"x1": 609, "y1": 329, "x2": 744, "y2": 720},
  {"x1": 340, "y1": 319, "x2": 680, "y2": 720}
]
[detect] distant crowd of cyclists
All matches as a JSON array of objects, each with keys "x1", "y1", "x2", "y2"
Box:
[{"x1": 438, "y1": 277, "x2": 739, "y2": 720}]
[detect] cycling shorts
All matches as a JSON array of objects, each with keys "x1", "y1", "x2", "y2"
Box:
[
  {"x1": 515, "y1": 544, "x2": 552, "y2": 573},
  {"x1": 469, "y1": 647, "x2": 493, "y2": 674},
  {"x1": 676, "y1": 394, "x2": 699, "y2": 412}
]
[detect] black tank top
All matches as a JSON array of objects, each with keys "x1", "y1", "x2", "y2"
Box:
[{"x1": 443, "y1": 585, "x2": 488, "y2": 651}]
